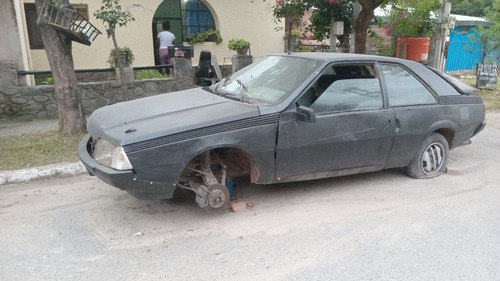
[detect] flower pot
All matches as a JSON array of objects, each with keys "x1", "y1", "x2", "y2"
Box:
[
  {"x1": 237, "y1": 47, "x2": 249, "y2": 55},
  {"x1": 396, "y1": 37, "x2": 430, "y2": 62}
]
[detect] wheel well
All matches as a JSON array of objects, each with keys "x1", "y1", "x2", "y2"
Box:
[
  {"x1": 434, "y1": 128, "x2": 454, "y2": 148},
  {"x1": 182, "y1": 147, "x2": 259, "y2": 184}
]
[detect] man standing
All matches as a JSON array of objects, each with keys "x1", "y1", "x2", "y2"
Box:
[{"x1": 156, "y1": 21, "x2": 176, "y2": 74}]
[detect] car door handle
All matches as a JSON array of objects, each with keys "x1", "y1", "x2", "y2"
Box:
[{"x1": 395, "y1": 118, "x2": 400, "y2": 134}]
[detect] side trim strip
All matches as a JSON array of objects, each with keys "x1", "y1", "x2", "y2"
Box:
[{"x1": 124, "y1": 114, "x2": 280, "y2": 153}]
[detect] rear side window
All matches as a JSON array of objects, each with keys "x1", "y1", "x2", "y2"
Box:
[
  {"x1": 428, "y1": 67, "x2": 478, "y2": 95},
  {"x1": 381, "y1": 64, "x2": 437, "y2": 107}
]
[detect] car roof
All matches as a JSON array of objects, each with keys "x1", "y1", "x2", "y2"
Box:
[{"x1": 273, "y1": 52, "x2": 409, "y2": 64}]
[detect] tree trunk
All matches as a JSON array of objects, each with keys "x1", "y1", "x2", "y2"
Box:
[
  {"x1": 111, "y1": 33, "x2": 130, "y2": 100},
  {"x1": 354, "y1": 8, "x2": 373, "y2": 54},
  {"x1": 355, "y1": 0, "x2": 385, "y2": 54},
  {"x1": 35, "y1": 0, "x2": 86, "y2": 135}
]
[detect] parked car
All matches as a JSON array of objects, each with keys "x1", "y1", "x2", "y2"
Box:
[{"x1": 78, "y1": 53, "x2": 486, "y2": 210}]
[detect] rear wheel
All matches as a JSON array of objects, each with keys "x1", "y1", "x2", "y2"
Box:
[{"x1": 407, "y1": 133, "x2": 449, "y2": 179}]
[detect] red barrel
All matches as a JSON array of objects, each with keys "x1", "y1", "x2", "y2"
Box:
[{"x1": 395, "y1": 37, "x2": 430, "y2": 62}]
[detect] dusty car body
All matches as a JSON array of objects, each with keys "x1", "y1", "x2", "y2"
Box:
[{"x1": 78, "y1": 53, "x2": 486, "y2": 209}]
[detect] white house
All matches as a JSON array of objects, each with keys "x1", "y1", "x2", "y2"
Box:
[{"x1": 1, "y1": 0, "x2": 285, "y2": 77}]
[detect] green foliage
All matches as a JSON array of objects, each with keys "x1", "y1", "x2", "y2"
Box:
[
  {"x1": 135, "y1": 69, "x2": 170, "y2": 80},
  {"x1": 228, "y1": 39, "x2": 251, "y2": 51},
  {"x1": 450, "y1": 0, "x2": 492, "y2": 17},
  {"x1": 186, "y1": 29, "x2": 222, "y2": 44},
  {"x1": 50, "y1": 0, "x2": 63, "y2": 8},
  {"x1": 468, "y1": 0, "x2": 500, "y2": 62},
  {"x1": 307, "y1": 0, "x2": 353, "y2": 42},
  {"x1": 272, "y1": 0, "x2": 310, "y2": 24},
  {"x1": 290, "y1": 29, "x2": 302, "y2": 37},
  {"x1": 107, "y1": 46, "x2": 134, "y2": 67},
  {"x1": 266, "y1": 0, "x2": 352, "y2": 45},
  {"x1": 94, "y1": 0, "x2": 135, "y2": 38},
  {"x1": 34, "y1": 74, "x2": 54, "y2": 85},
  {"x1": 387, "y1": 0, "x2": 439, "y2": 38},
  {"x1": 369, "y1": 30, "x2": 394, "y2": 56}
]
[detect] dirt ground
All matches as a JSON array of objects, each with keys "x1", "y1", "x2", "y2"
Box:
[{"x1": 0, "y1": 112, "x2": 499, "y2": 280}]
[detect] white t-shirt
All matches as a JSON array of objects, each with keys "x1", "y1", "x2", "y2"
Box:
[{"x1": 157, "y1": 31, "x2": 176, "y2": 49}]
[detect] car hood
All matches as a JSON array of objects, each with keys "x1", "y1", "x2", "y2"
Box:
[{"x1": 87, "y1": 88, "x2": 261, "y2": 145}]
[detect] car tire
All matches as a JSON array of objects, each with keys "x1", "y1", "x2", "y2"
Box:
[{"x1": 407, "y1": 133, "x2": 449, "y2": 179}]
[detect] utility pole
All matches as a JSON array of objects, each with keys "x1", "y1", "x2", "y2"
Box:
[
  {"x1": 350, "y1": 1, "x2": 362, "y2": 53},
  {"x1": 430, "y1": 0, "x2": 452, "y2": 69}
]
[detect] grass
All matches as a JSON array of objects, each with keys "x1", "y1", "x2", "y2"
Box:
[
  {"x1": 0, "y1": 131, "x2": 85, "y2": 171},
  {"x1": 0, "y1": 78, "x2": 499, "y2": 172},
  {"x1": 461, "y1": 78, "x2": 500, "y2": 111}
]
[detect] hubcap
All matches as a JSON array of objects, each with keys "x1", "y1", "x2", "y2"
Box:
[{"x1": 421, "y1": 142, "x2": 445, "y2": 175}]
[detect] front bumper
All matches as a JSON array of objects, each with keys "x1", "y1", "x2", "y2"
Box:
[{"x1": 77, "y1": 135, "x2": 176, "y2": 200}]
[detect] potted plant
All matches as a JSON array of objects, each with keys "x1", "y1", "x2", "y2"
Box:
[
  {"x1": 107, "y1": 46, "x2": 135, "y2": 82},
  {"x1": 228, "y1": 38, "x2": 251, "y2": 55},
  {"x1": 185, "y1": 29, "x2": 223, "y2": 44},
  {"x1": 107, "y1": 46, "x2": 135, "y2": 67},
  {"x1": 288, "y1": 29, "x2": 302, "y2": 52}
]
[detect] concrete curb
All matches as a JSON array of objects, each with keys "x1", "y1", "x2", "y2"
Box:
[{"x1": 0, "y1": 162, "x2": 86, "y2": 185}]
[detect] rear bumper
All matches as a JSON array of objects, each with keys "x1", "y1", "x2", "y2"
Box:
[
  {"x1": 473, "y1": 121, "x2": 487, "y2": 137},
  {"x1": 77, "y1": 135, "x2": 176, "y2": 200}
]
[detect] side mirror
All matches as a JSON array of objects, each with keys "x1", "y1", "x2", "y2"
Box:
[{"x1": 296, "y1": 106, "x2": 316, "y2": 123}]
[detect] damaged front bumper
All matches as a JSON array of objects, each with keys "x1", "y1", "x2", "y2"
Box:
[{"x1": 77, "y1": 135, "x2": 176, "y2": 200}]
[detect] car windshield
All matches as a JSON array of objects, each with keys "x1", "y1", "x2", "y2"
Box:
[{"x1": 210, "y1": 55, "x2": 322, "y2": 104}]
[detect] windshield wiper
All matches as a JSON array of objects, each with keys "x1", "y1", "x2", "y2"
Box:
[
  {"x1": 236, "y1": 79, "x2": 249, "y2": 102},
  {"x1": 210, "y1": 77, "x2": 228, "y2": 95}
]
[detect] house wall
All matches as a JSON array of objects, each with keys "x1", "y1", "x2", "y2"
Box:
[
  {"x1": 445, "y1": 26, "x2": 500, "y2": 72},
  {"x1": 445, "y1": 27, "x2": 483, "y2": 71},
  {"x1": 1, "y1": 0, "x2": 27, "y2": 71},
  {"x1": 20, "y1": 0, "x2": 284, "y2": 71}
]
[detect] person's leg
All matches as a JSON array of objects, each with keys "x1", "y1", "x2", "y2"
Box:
[{"x1": 159, "y1": 48, "x2": 169, "y2": 74}]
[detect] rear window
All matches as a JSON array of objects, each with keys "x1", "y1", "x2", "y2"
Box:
[{"x1": 428, "y1": 67, "x2": 478, "y2": 95}]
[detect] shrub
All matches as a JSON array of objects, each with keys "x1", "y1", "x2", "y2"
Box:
[{"x1": 135, "y1": 69, "x2": 169, "y2": 80}]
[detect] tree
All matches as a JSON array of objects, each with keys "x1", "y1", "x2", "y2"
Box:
[
  {"x1": 268, "y1": 0, "x2": 387, "y2": 54},
  {"x1": 472, "y1": 0, "x2": 500, "y2": 63},
  {"x1": 94, "y1": 0, "x2": 135, "y2": 100},
  {"x1": 354, "y1": 0, "x2": 386, "y2": 53},
  {"x1": 271, "y1": 0, "x2": 310, "y2": 51},
  {"x1": 450, "y1": 0, "x2": 493, "y2": 17},
  {"x1": 308, "y1": 0, "x2": 353, "y2": 51},
  {"x1": 35, "y1": 0, "x2": 86, "y2": 135}
]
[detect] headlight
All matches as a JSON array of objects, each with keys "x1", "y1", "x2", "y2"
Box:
[{"x1": 93, "y1": 139, "x2": 133, "y2": 170}]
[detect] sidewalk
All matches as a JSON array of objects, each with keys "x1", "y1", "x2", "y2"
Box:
[{"x1": 0, "y1": 119, "x2": 86, "y2": 185}]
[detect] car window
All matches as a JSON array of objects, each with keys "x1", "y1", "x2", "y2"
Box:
[
  {"x1": 380, "y1": 64, "x2": 437, "y2": 106},
  {"x1": 298, "y1": 64, "x2": 383, "y2": 114},
  {"x1": 427, "y1": 67, "x2": 478, "y2": 95}
]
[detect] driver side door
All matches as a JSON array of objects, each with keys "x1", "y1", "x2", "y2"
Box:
[{"x1": 275, "y1": 63, "x2": 396, "y2": 182}]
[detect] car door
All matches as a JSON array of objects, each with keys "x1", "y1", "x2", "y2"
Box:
[
  {"x1": 275, "y1": 63, "x2": 396, "y2": 182},
  {"x1": 378, "y1": 63, "x2": 440, "y2": 169}
]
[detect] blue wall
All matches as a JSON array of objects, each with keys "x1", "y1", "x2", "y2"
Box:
[{"x1": 445, "y1": 27, "x2": 499, "y2": 71}]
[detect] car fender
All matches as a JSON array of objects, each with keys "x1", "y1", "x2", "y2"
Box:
[{"x1": 425, "y1": 119, "x2": 458, "y2": 146}]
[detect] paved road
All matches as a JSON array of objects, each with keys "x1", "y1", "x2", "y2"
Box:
[{"x1": 1, "y1": 113, "x2": 499, "y2": 281}]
